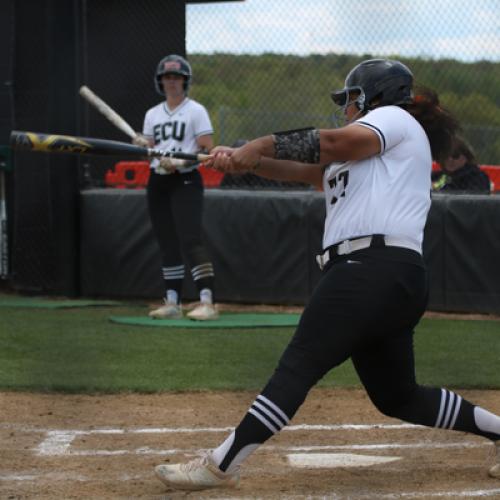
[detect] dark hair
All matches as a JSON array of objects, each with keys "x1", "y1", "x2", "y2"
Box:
[
  {"x1": 450, "y1": 136, "x2": 476, "y2": 163},
  {"x1": 402, "y1": 88, "x2": 461, "y2": 163}
]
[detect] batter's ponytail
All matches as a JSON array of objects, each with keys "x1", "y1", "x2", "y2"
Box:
[{"x1": 403, "y1": 88, "x2": 461, "y2": 163}]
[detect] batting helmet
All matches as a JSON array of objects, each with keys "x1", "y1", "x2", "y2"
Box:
[
  {"x1": 331, "y1": 59, "x2": 414, "y2": 112},
  {"x1": 154, "y1": 54, "x2": 192, "y2": 96}
]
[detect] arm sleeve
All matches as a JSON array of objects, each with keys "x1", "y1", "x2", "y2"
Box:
[{"x1": 355, "y1": 106, "x2": 408, "y2": 154}]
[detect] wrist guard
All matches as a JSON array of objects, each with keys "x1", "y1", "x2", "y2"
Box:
[{"x1": 272, "y1": 127, "x2": 320, "y2": 163}]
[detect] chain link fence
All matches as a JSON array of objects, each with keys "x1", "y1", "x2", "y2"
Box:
[{"x1": 185, "y1": 0, "x2": 500, "y2": 191}]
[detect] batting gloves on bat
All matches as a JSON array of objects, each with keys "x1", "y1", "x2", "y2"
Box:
[
  {"x1": 157, "y1": 157, "x2": 184, "y2": 175},
  {"x1": 132, "y1": 134, "x2": 151, "y2": 148}
]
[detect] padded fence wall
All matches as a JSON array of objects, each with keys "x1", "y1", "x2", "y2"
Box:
[{"x1": 80, "y1": 189, "x2": 500, "y2": 314}]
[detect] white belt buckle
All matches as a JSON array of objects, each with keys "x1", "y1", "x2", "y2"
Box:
[
  {"x1": 316, "y1": 252, "x2": 328, "y2": 270},
  {"x1": 337, "y1": 239, "x2": 352, "y2": 255}
]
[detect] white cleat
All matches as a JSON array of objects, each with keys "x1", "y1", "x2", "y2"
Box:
[
  {"x1": 155, "y1": 454, "x2": 239, "y2": 490},
  {"x1": 148, "y1": 299, "x2": 182, "y2": 319},
  {"x1": 186, "y1": 303, "x2": 219, "y2": 321},
  {"x1": 489, "y1": 440, "x2": 500, "y2": 479}
]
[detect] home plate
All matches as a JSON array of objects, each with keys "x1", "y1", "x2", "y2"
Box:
[{"x1": 287, "y1": 453, "x2": 401, "y2": 468}]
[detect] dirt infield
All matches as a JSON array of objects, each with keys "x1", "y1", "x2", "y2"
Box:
[{"x1": 1, "y1": 389, "x2": 500, "y2": 499}]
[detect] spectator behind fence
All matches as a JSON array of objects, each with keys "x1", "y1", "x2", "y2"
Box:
[{"x1": 432, "y1": 136, "x2": 491, "y2": 193}]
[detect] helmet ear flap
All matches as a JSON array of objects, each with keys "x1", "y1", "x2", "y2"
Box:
[{"x1": 355, "y1": 92, "x2": 366, "y2": 111}]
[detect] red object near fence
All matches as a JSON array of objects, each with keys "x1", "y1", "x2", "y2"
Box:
[
  {"x1": 105, "y1": 161, "x2": 150, "y2": 189},
  {"x1": 105, "y1": 161, "x2": 224, "y2": 188}
]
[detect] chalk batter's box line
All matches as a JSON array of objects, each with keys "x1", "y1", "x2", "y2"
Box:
[{"x1": 30, "y1": 423, "x2": 488, "y2": 457}]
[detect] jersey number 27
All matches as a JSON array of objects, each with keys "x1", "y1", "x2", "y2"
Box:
[{"x1": 328, "y1": 171, "x2": 349, "y2": 205}]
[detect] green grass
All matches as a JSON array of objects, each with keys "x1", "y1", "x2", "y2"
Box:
[{"x1": 0, "y1": 304, "x2": 499, "y2": 393}]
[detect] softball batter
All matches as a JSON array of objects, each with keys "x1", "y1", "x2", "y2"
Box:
[
  {"x1": 133, "y1": 54, "x2": 218, "y2": 321},
  {"x1": 154, "y1": 59, "x2": 500, "y2": 488}
]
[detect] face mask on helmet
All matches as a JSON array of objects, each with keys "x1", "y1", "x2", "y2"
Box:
[{"x1": 330, "y1": 86, "x2": 366, "y2": 126}]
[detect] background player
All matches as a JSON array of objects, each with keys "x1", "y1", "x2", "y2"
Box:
[
  {"x1": 153, "y1": 59, "x2": 500, "y2": 489},
  {"x1": 133, "y1": 54, "x2": 218, "y2": 321},
  {"x1": 432, "y1": 135, "x2": 491, "y2": 192}
]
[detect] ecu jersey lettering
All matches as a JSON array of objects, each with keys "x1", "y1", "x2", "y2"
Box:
[
  {"x1": 153, "y1": 121, "x2": 186, "y2": 144},
  {"x1": 142, "y1": 98, "x2": 213, "y2": 171}
]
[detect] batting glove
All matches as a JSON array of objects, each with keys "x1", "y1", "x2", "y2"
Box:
[
  {"x1": 156, "y1": 157, "x2": 187, "y2": 175},
  {"x1": 132, "y1": 134, "x2": 151, "y2": 148}
]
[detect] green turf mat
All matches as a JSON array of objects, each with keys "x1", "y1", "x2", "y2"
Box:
[
  {"x1": 0, "y1": 297, "x2": 122, "y2": 308},
  {"x1": 109, "y1": 312, "x2": 301, "y2": 329}
]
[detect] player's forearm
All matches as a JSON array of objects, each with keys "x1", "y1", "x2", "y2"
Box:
[
  {"x1": 270, "y1": 125, "x2": 380, "y2": 164},
  {"x1": 255, "y1": 158, "x2": 323, "y2": 188}
]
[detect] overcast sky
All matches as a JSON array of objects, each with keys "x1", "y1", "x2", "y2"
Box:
[{"x1": 187, "y1": 0, "x2": 500, "y2": 62}]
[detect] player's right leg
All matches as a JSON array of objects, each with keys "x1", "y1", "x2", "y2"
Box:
[
  {"x1": 146, "y1": 172, "x2": 184, "y2": 318},
  {"x1": 170, "y1": 171, "x2": 218, "y2": 321}
]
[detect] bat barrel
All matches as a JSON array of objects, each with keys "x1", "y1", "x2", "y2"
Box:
[
  {"x1": 10, "y1": 130, "x2": 149, "y2": 157},
  {"x1": 9, "y1": 130, "x2": 211, "y2": 164}
]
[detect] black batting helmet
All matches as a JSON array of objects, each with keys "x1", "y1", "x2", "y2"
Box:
[
  {"x1": 331, "y1": 59, "x2": 414, "y2": 112},
  {"x1": 154, "y1": 54, "x2": 192, "y2": 96}
]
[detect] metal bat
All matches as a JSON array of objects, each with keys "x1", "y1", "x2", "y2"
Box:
[
  {"x1": 79, "y1": 85, "x2": 137, "y2": 140},
  {"x1": 9, "y1": 131, "x2": 212, "y2": 162}
]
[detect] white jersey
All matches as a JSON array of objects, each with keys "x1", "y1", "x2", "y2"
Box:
[
  {"x1": 142, "y1": 97, "x2": 213, "y2": 173},
  {"x1": 322, "y1": 105, "x2": 432, "y2": 253}
]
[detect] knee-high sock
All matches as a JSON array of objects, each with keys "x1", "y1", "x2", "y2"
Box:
[
  {"x1": 210, "y1": 347, "x2": 332, "y2": 474},
  {"x1": 162, "y1": 265, "x2": 184, "y2": 301},
  {"x1": 210, "y1": 364, "x2": 313, "y2": 474},
  {"x1": 386, "y1": 387, "x2": 500, "y2": 441},
  {"x1": 210, "y1": 394, "x2": 290, "y2": 474},
  {"x1": 191, "y1": 262, "x2": 215, "y2": 298},
  {"x1": 433, "y1": 388, "x2": 500, "y2": 441}
]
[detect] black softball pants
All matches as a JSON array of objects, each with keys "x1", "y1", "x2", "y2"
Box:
[
  {"x1": 262, "y1": 246, "x2": 433, "y2": 422},
  {"x1": 216, "y1": 245, "x2": 499, "y2": 473},
  {"x1": 146, "y1": 169, "x2": 208, "y2": 269}
]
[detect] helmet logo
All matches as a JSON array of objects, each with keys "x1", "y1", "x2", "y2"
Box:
[{"x1": 164, "y1": 61, "x2": 181, "y2": 71}]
